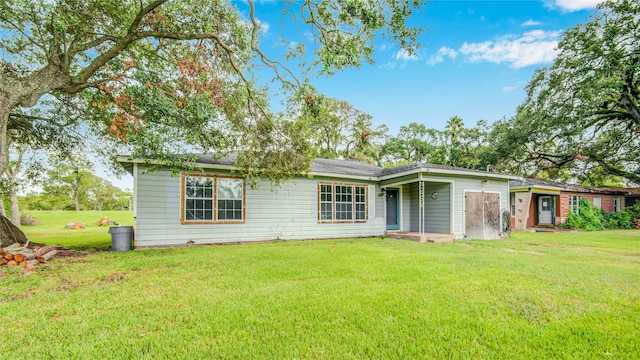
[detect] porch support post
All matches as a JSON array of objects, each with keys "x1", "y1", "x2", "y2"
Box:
[
  {"x1": 419, "y1": 180, "x2": 424, "y2": 235},
  {"x1": 514, "y1": 191, "x2": 533, "y2": 231}
]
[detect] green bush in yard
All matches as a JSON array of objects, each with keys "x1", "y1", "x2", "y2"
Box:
[
  {"x1": 563, "y1": 198, "x2": 605, "y2": 231},
  {"x1": 564, "y1": 199, "x2": 640, "y2": 230},
  {"x1": 603, "y1": 210, "x2": 633, "y2": 229},
  {"x1": 625, "y1": 202, "x2": 640, "y2": 220}
]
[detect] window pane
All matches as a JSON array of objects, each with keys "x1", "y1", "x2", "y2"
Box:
[
  {"x1": 218, "y1": 199, "x2": 242, "y2": 220},
  {"x1": 185, "y1": 176, "x2": 213, "y2": 221},
  {"x1": 354, "y1": 186, "x2": 366, "y2": 220},
  {"x1": 218, "y1": 178, "x2": 243, "y2": 200},
  {"x1": 320, "y1": 184, "x2": 333, "y2": 221}
]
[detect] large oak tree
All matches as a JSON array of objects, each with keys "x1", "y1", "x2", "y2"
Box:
[
  {"x1": 0, "y1": 0, "x2": 424, "y2": 187},
  {"x1": 512, "y1": 0, "x2": 640, "y2": 184}
]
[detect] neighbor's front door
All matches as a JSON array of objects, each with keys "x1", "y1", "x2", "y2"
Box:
[
  {"x1": 386, "y1": 188, "x2": 400, "y2": 230},
  {"x1": 538, "y1": 196, "x2": 553, "y2": 225}
]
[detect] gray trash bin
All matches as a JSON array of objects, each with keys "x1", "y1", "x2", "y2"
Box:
[{"x1": 109, "y1": 226, "x2": 134, "y2": 252}]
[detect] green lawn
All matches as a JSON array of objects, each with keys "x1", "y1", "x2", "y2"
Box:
[
  {"x1": 20, "y1": 210, "x2": 134, "y2": 249},
  {"x1": 2, "y1": 217, "x2": 639, "y2": 359}
]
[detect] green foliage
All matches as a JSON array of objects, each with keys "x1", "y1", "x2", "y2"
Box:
[
  {"x1": 603, "y1": 210, "x2": 633, "y2": 229},
  {"x1": 564, "y1": 198, "x2": 640, "y2": 230},
  {"x1": 299, "y1": 97, "x2": 387, "y2": 164},
  {"x1": 563, "y1": 198, "x2": 605, "y2": 231},
  {"x1": 2, "y1": 231, "x2": 639, "y2": 358},
  {"x1": 380, "y1": 118, "x2": 492, "y2": 169},
  {"x1": 0, "y1": 0, "x2": 425, "y2": 184},
  {"x1": 492, "y1": 0, "x2": 640, "y2": 184},
  {"x1": 625, "y1": 202, "x2": 640, "y2": 220},
  {"x1": 19, "y1": 153, "x2": 131, "y2": 211}
]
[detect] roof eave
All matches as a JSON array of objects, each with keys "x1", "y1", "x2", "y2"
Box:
[{"x1": 380, "y1": 167, "x2": 521, "y2": 181}]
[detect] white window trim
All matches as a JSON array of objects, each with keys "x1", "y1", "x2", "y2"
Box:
[
  {"x1": 613, "y1": 197, "x2": 621, "y2": 212},
  {"x1": 569, "y1": 196, "x2": 581, "y2": 215},
  {"x1": 593, "y1": 197, "x2": 602, "y2": 210}
]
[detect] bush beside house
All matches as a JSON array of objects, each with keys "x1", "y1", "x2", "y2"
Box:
[{"x1": 563, "y1": 199, "x2": 640, "y2": 231}]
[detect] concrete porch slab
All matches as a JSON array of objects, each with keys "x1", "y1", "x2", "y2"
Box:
[{"x1": 385, "y1": 231, "x2": 454, "y2": 244}]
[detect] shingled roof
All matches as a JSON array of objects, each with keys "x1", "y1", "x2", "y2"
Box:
[
  {"x1": 380, "y1": 162, "x2": 509, "y2": 178},
  {"x1": 310, "y1": 158, "x2": 382, "y2": 177},
  {"x1": 118, "y1": 153, "x2": 519, "y2": 180},
  {"x1": 510, "y1": 178, "x2": 628, "y2": 195}
]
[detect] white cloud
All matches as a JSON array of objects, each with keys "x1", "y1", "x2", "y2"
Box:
[
  {"x1": 459, "y1": 30, "x2": 562, "y2": 69},
  {"x1": 502, "y1": 85, "x2": 517, "y2": 93},
  {"x1": 253, "y1": 18, "x2": 270, "y2": 35},
  {"x1": 427, "y1": 46, "x2": 458, "y2": 66},
  {"x1": 395, "y1": 49, "x2": 419, "y2": 61},
  {"x1": 380, "y1": 61, "x2": 397, "y2": 70},
  {"x1": 522, "y1": 20, "x2": 543, "y2": 27},
  {"x1": 546, "y1": 0, "x2": 606, "y2": 12}
]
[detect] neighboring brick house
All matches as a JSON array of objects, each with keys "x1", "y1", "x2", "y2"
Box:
[
  {"x1": 509, "y1": 179, "x2": 627, "y2": 230},
  {"x1": 598, "y1": 187, "x2": 640, "y2": 208}
]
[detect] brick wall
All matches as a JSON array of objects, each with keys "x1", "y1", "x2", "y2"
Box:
[{"x1": 557, "y1": 192, "x2": 624, "y2": 225}]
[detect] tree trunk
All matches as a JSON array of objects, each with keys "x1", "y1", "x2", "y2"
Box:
[
  {"x1": 0, "y1": 215, "x2": 29, "y2": 247},
  {"x1": 9, "y1": 191, "x2": 20, "y2": 228},
  {"x1": 74, "y1": 191, "x2": 80, "y2": 211},
  {"x1": 0, "y1": 197, "x2": 6, "y2": 217},
  {"x1": 0, "y1": 93, "x2": 11, "y2": 179}
]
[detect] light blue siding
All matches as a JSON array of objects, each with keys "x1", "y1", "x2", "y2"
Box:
[
  {"x1": 453, "y1": 177, "x2": 509, "y2": 240},
  {"x1": 391, "y1": 175, "x2": 509, "y2": 240},
  {"x1": 133, "y1": 167, "x2": 385, "y2": 247},
  {"x1": 400, "y1": 182, "x2": 451, "y2": 234}
]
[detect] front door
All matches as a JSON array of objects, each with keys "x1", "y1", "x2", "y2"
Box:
[
  {"x1": 538, "y1": 196, "x2": 553, "y2": 225},
  {"x1": 386, "y1": 188, "x2": 400, "y2": 230}
]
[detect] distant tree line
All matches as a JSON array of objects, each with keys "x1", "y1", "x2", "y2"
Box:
[
  {"x1": 1, "y1": 151, "x2": 131, "y2": 227},
  {"x1": 2, "y1": 0, "x2": 637, "y2": 233},
  {"x1": 300, "y1": 1, "x2": 639, "y2": 188}
]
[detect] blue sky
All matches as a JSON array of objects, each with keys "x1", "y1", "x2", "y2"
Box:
[
  {"x1": 107, "y1": 0, "x2": 605, "y2": 189},
  {"x1": 252, "y1": 0, "x2": 605, "y2": 133}
]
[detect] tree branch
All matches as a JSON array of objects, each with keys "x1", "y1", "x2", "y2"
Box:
[{"x1": 248, "y1": 0, "x2": 300, "y2": 88}]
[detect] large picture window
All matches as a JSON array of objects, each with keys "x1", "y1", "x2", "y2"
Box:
[
  {"x1": 318, "y1": 182, "x2": 367, "y2": 223},
  {"x1": 182, "y1": 174, "x2": 245, "y2": 224}
]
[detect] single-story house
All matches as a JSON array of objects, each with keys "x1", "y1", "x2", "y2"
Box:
[
  {"x1": 509, "y1": 178, "x2": 628, "y2": 230},
  {"x1": 118, "y1": 154, "x2": 521, "y2": 248},
  {"x1": 598, "y1": 186, "x2": 640, "y2": 208}
]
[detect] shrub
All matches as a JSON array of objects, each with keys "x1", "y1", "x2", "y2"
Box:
[
  {"x1": 625, "y1": 202, "x2": 640, "y2": 220},
  {"x1": 20, "y1": 212, "x2": 42, "y2": 226},
  {"x1": 563, "y1": 198, "x2": 604, "y2": 231},
  {"x1": 603, "y1": 211, "x2": 633, "y2": 229}
]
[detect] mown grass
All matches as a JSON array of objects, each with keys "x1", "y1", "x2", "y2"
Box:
[
  {"x1": 20, "y1": 211, "x2": 134, "y2": 249},
  {"x1": 2, "y1": 223, "x2": 639, "y2": 359}
]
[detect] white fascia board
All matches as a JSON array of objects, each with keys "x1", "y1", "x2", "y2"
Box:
[
  {"x1": 309, "y1": 172, "x2": 378, "y2": 182},
  {"x1": 380, "y1": 167, "x2": 522, "y2": 181}
]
